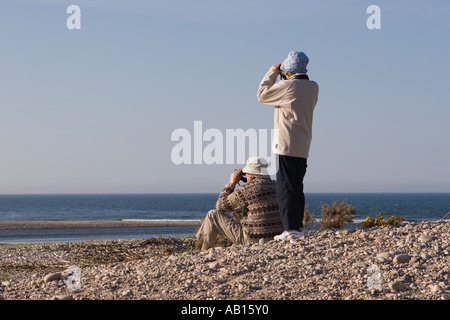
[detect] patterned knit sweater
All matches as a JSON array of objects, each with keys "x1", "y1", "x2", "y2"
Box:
[{"x1": 216, "y1": 175, "x2": 284, "y2": 244}]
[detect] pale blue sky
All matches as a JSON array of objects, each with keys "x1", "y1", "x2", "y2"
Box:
[{"x1": 0, "y1": 0, "x2": 449, "y2": 194}]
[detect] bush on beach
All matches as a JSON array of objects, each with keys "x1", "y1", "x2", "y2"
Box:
[
  {"x1": 361, "y1": 212, "x2": 404, "y2": 228},
  {"x1": 317, "y1": 200, "x2": 356, "y2": 232}
]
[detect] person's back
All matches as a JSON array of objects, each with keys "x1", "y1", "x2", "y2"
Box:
[
  {"x1": 258, "y1": 67, "x2": 319, "y2": 158},
  {"x1": 224, "y1": 175, "x2": 283, "y2": 243}
]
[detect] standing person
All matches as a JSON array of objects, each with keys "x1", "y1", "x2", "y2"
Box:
[
  {"x1": 196, "y1": 157, "x2": 284, "y2": 250},
  {"x1": 257, "y1": 51, "x2": 319, "y2": 241}
]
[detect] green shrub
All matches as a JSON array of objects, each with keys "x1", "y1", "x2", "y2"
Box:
[
  {"x1": 319, "y1": 200, "x2": 355, "y2": 231},
  {"x1": 361, "y1": 212, "x2": 404, "y2": 228}
]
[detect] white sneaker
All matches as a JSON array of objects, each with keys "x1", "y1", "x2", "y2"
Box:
[
  {"x1": 274, "y1": 229, "x2": 304, "y2": 241},
  {"x1": 274, "y1": 230, "x2": 290, "y2": 241},
  {"x1": 289, "y1": 229, "x2": 304, "y2": 240}
]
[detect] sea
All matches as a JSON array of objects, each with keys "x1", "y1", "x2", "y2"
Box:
[{"x1": 0, "y1": 193, "x2": 449, "y2": 244}]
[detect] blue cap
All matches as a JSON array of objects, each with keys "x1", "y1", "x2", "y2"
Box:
[{"x1": 280, "y1": 51, "x2": 309, "y2": 74}]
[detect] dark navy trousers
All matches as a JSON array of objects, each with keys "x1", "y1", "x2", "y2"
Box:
[{"x1": 276, "y1": 154, "x2": 308, "y2": 231}]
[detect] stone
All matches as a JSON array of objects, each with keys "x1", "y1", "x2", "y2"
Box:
[
  {"x1": 418, "y1": 234, "x2": 432, "y2": 243},
  {"x1": 353, "y1": 261, "x2": 367, "y2": 268},
  {"x1": 410, "y1": 256, "x2": 420, "y2": 264},
  {"x1": 1, "y1": 281, "x2": 11, "y2": 287},
  {"x1": 393, "y1": 254, "x2": 411, "y2": 264},
  {"x1": 430, "y1": 285, "x2": 444, "y2": 294},
  {"x1": 208, "y1": 262, "x2": 220, "y2": 270},
  {"x1": 376, "y1": 252, "x2": 392, "y2": 262},
  {"x1": 51, "y1": 295, "x2": 73, "y2": 300},
  {"x1": 121, "y1": 289, "x2": 132, "y2": 297},
  {"x1": 149, "y1": 271, "x2": 160, "y2": 278},
  {"x1": 421, "y1": 253, "x2": 431, "y2": 260},
  {"x1": 389, "y1": 281, "x2": 408, "y2": 292},
  {"x1": 44, "y1": 272, "x2": 62, "y2": 282}
]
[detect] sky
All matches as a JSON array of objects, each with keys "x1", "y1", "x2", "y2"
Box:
[{"x1": 0, "y1": 0, "x2": 449, "y2": 194}]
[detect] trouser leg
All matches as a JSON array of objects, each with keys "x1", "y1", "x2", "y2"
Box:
[
  {"x1": 276, "y1": 154, "x2": 307, "y2": 231},
  {"x1": 196, "y1": 209, "x2": 245, "y2": 249}
]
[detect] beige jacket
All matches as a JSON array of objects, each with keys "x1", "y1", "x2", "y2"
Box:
[{"x1": 257, "y1": 66, "x2": 319, "y2": 158}]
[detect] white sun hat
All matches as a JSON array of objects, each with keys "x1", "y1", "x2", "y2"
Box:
[{"x1": 242, "y1": 157, "x2": 269, "y2": 175}]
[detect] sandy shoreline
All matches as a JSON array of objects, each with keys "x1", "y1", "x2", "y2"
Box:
[{"x1": 0, "y1": 220, "x2": 202, "y2": 230}]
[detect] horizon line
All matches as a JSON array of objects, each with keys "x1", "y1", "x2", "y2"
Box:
[{"x1": 1, "y1": 191, "x2": 449, "y2": 196}]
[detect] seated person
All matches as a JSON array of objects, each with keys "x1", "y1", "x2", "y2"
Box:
[{"x1": 196, "y1": 157, "x2": 284, "y2": 250}]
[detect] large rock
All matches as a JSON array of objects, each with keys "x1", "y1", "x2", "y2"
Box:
[
  {"x1": 376, "y1": 252, "x2": 392, "y2": 262},
  {"x1": 44, "y1": 272, "x2": 62, "y2": 282},
  {"x1": 393, "y1": 254, "x2": 411, "y2": 264},
  {"x1": 389, "y1": 281, "x2": 408, "y2": 292}
]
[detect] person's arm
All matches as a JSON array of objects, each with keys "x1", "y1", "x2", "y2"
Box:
[
  {"x1": 257, "y1": 64, "x2": 289, "y2": 106},
  {"x1": 216, "y1": 169, "x2": 247, "y2": 212}
]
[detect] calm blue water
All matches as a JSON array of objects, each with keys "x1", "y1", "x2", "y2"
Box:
[{"x1": 0, "y1": 193, "x2": 449, "y2": 244}]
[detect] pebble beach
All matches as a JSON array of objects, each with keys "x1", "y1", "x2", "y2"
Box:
[{"x1": 0, "y1": 220, "x2": 449, "y2": 301}]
